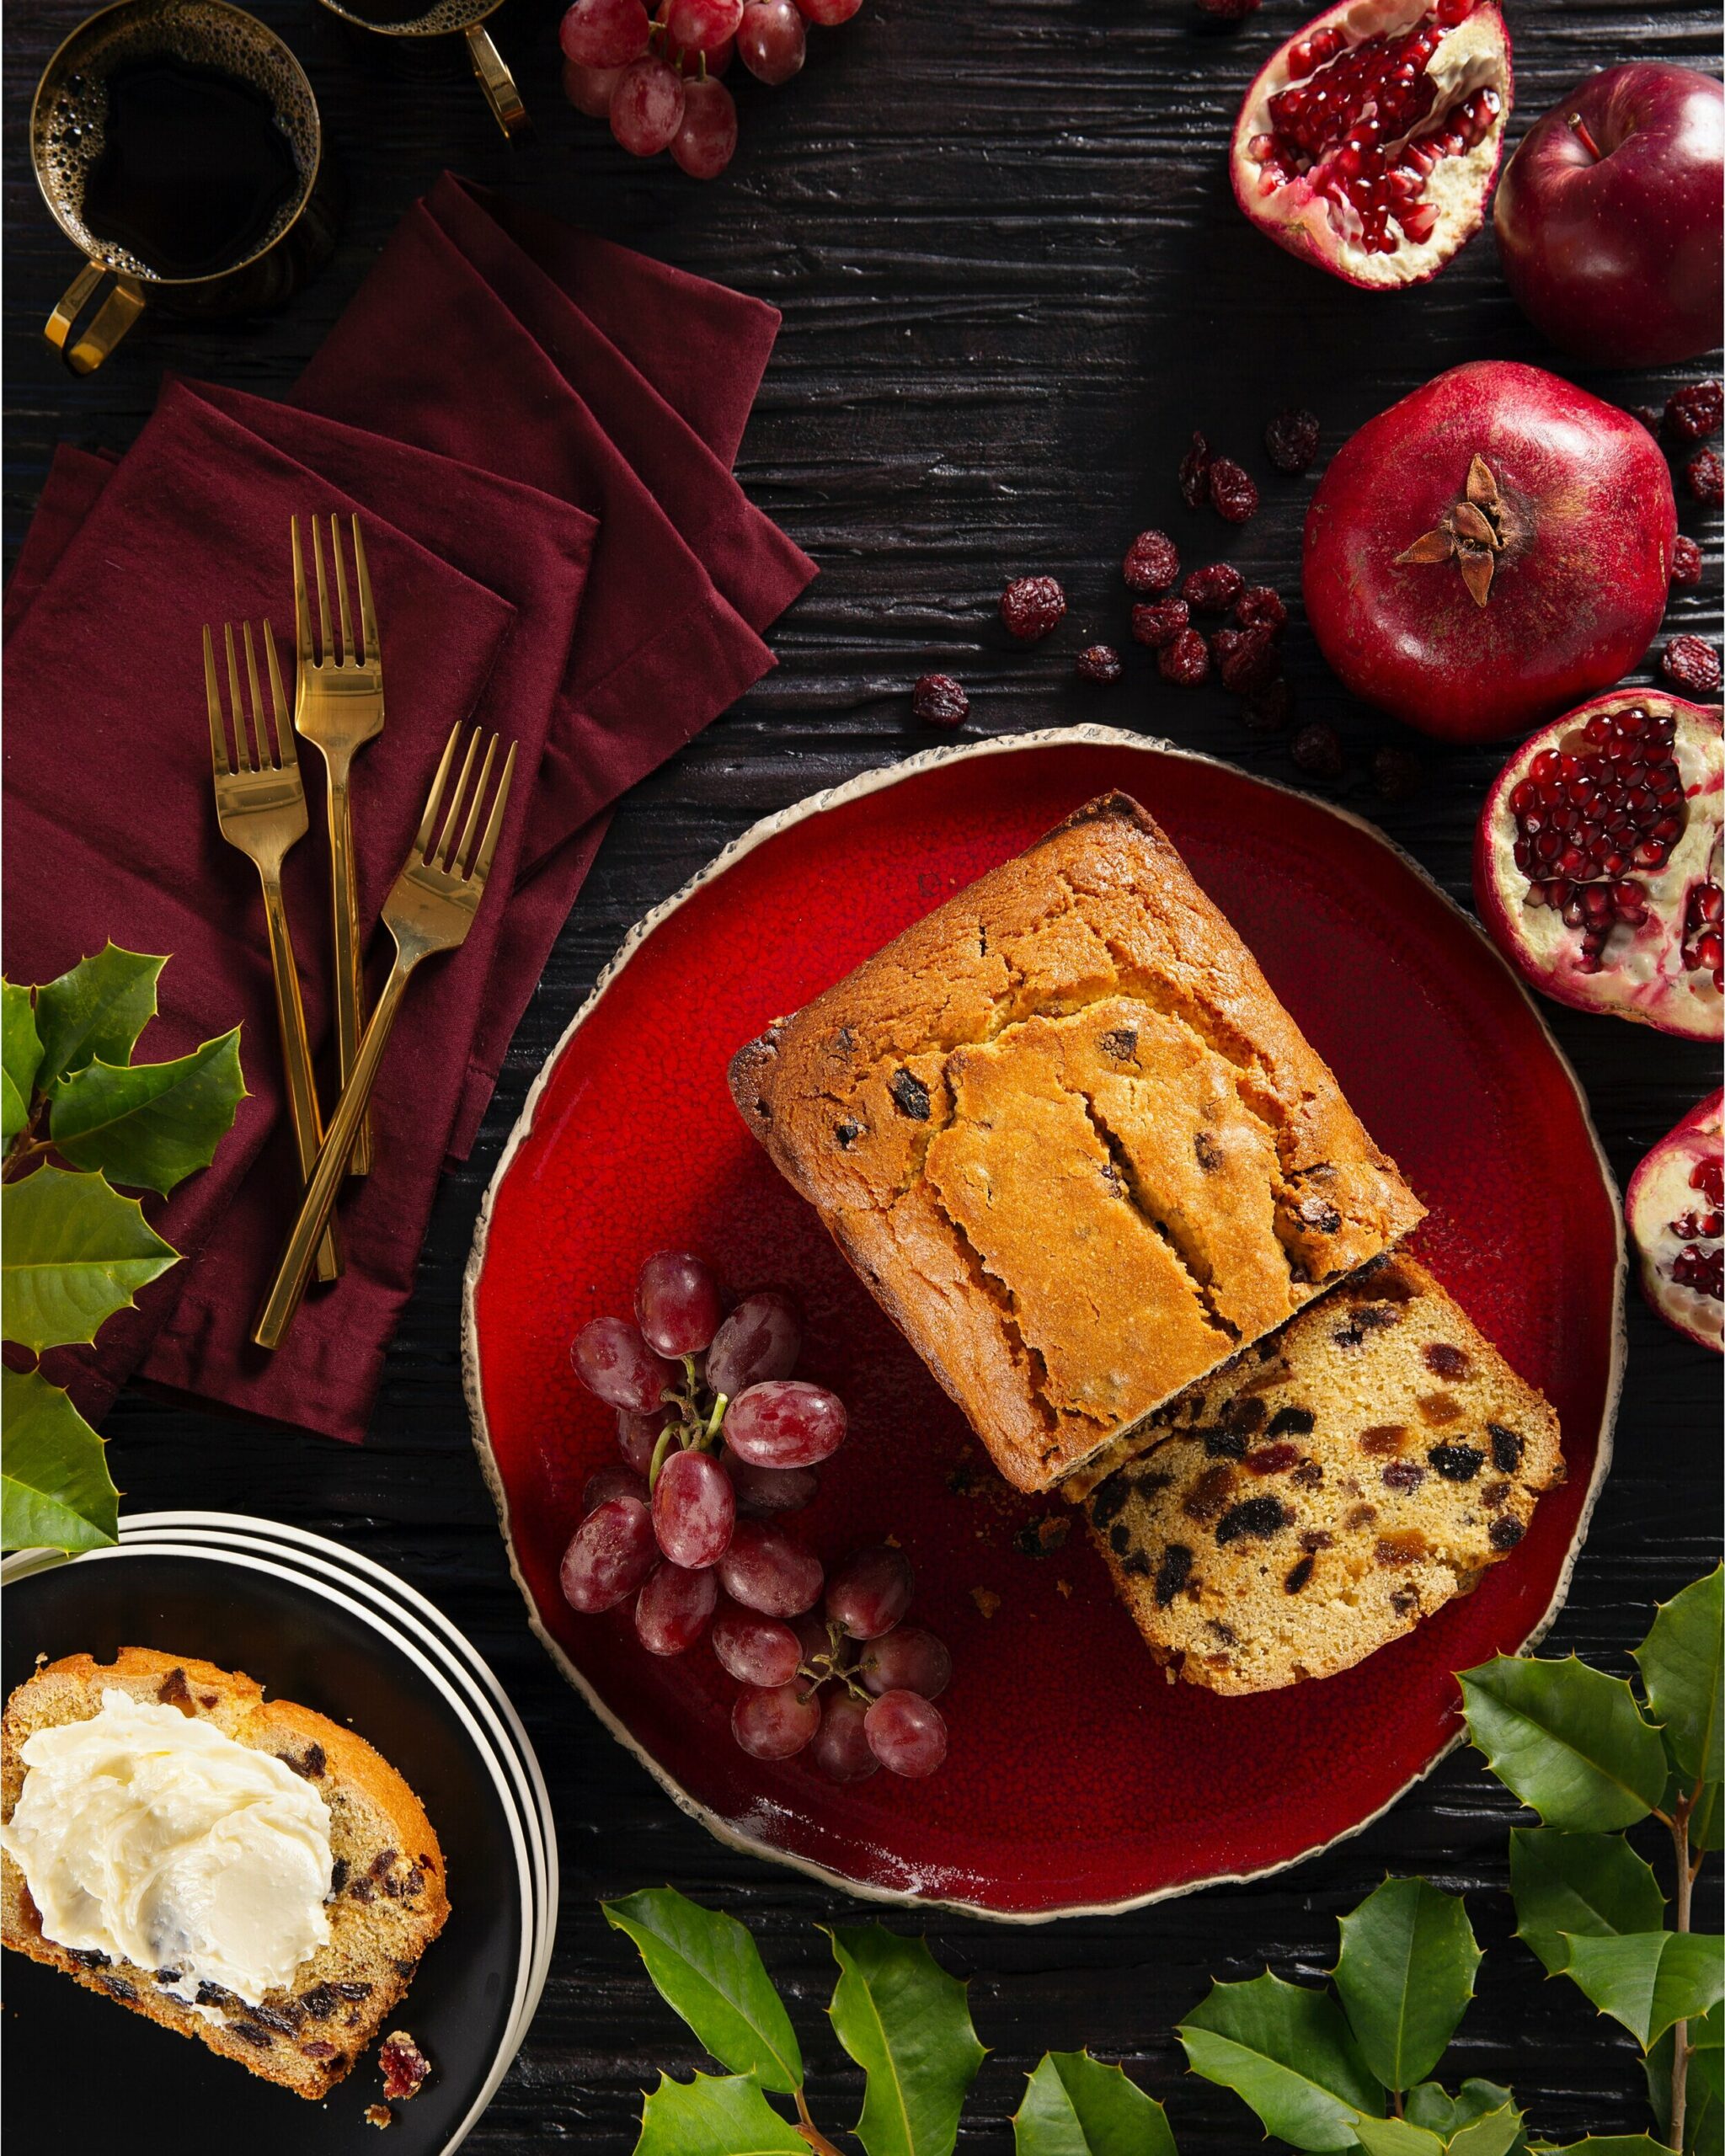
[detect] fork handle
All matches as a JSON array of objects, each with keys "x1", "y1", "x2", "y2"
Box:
[
  {"x1": 326, "y1": 767, "x2": 372, "y2": 1177},
  {"x1": 254, "y1": 955, "x2": 416, "y2": 1349},
  {"x1": 259, "y1": 870, "x2": 342, "y2": 1285}
]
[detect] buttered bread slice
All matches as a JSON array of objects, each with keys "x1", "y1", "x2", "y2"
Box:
[
  {"x1": 1077, "y1": 1255, "x2": 1564, "y2": 1693},
  {"x1": 1, "y1": 1647, "x2": 448, "y2": 2099}
]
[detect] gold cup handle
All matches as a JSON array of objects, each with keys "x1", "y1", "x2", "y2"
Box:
[
  {"x1": 463, "y1": 20, "x2": 527, "y2": 138},
  {"x1": 45, "y1": 259, "x2": 148, "y2": 375}
]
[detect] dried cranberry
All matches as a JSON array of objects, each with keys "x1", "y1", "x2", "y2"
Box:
[
  {"x1": 911, "y1": 673, "x2": 969, "y2": 726},
  {"x1": 1208, "y1": 458, "x2": 1259, "y2": 525},
  {"x1": 1000, "y1": 575, "x2": 1066, "y2": 641},
  {"x1": 1076, "y1": 643, "x2": 1123, "y2": 685},
  {"x1": 1242, "y1": 679, "x2": 1294, "y2": 732},
  {"x1": 1158, "y1": 628, "x2": 1211, "y2": 686},
  {"x1": 1631, "y1": 405, "x2": 1664, "y2": 435},
  {"x1": 1131, "y1": 597, "x2": 1190, "y2": 649},
  {"x1": 1178, "y1": 432, "x2": 1211, "y2": 510},
  {"x1": 1291, "y1": 722, "x2": 1345, "y2": 778},
  {"x1": 1233, "y1": 585, "x2": 1288, "y2": 636},
  {"x1": 1686, "y1": 450, "x2": 1724, "y2": 508},
  {"x1": 1264, "y1": 407, "x2": 1321, "y2": 474},
  {"x1": 1662, "y1": 636, "x2": 1722, "y2": 696},
  {"x1": 1370, "y1": 745, "x2": 1423, "y2": 800},
  {"x1": 1666, "y1": 380, "x2": 1723, "y2": 444},
  {"x1": 1672, "y1": 535, "x2": 1704, "y2": 588},
  {"x1": 1214, "y1": 623, "x2": 1281, "y2": 694},
  {"x1": 1183, "y1": 562, "x2": 1244, "y2": 613},
  {"x1": 1123, "y1": 530, "x2": 1180, "y2": 595},
  {"x1": 378, "y1": 2031, "x2": 431, "y2": 2101}
]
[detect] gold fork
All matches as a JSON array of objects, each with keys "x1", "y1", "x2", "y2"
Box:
[
  {"x1": 204, "y1": 622, "x2": 341, "y2": 1284},
  {"x1": 292, "y1": 514, "x2": 386, "y2": 1179},
  {"x1": 254, "y1": 723, "x2": 517, "y2": 1349}
]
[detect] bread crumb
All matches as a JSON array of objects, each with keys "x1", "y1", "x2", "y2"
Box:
[
  {"x1": 365, "y1": 2105, "x2": 393, "y2": 2130},
  {"x1": 969, "y1": 1587, "x2": 1001, "y2": 1620},
  {"x1": 1055, "y1": 1577, "x2": 1072, "y2": 1598}
]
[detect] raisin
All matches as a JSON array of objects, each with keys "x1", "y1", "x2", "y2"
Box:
[
  {"x1": 1098, "y1": 1027, "x2": 1139, "y2": 1060},
  {"x1": 99, "y1": 1975, "x2": 139, "y2": 2002},
  {"x1": 1199, "y1": 1427, "x2": 1248, "y2": 1460},
  {"x1": 1667, "y1": 381, "x2": 1724, "y2": 442},
  {"x1": 329, "y1": 1858, "x2": 350, "y2": 1896},
  {"x1": 912, "y1": 673, "x2": 969, "y2": 727},
  {"x1": 1284, "y1": 1554, "x2": 1315, "y2": 1593},
  {"x1": 1381, "y1": 1460, "x2": 1425, "y2": 1492},
  {"x1": 1182, "y1": 562, "x2": 1244, "y2": 613},
  {"x1": 1194, "y1": 1130, "x2": 1222, "y2": 1171},
  {"x1": 1390, "y1": 1586, "x2": 1419, "y2": 1616},
  {"x1": 1233, "y1": 585, "x2": 1288, "y2": 636},
  {"x1": 1371, "y1": 746, "x2": 1423, "y2": 801},
  {"x1": 301, "y1": 1984, "x2": 338, "y2": 2020},
  {"x1": 1246, "y1": 1443, "x2": 1299, "y2": 1476},
  {"x1": 1481, "y1": 1479, "x2": 1513, "y2": 1510},
  {"x1": 1290, "y1": 1460, "x2": 1324, "y2": 1490},
  {"x1": 1687, "y1": 449, "x2": 1725, "y2": 508},
  {"x1": 1297, "y1": 1194, "x2": 1344, "y2": 1234},
  {"x1": 1154, "y1": 1543, "x2": 1194, "y2": 1606},
  {"x1": 1299, "y1": 1528, "x2": 1335, "y2": 1551},
  {"x1": 350, "y1": 1876, "x2": 376, "y2": 1903},
  {"x1": 1109, "y1": 1521, "x2": 1132, "y2": 1556},
  {"x1": 1662, "y1": 636, "x2": 1722, "y2": 695},
  {"x1": 1344, "y1": 1502, "x2": 1379, "y2": 1530},
  {"x1": 1215, "y1": 1496, "x2": 1289, "y2": 1544},
  {"x1": 334, "y1": 1981, "x2": 375, "y2": 2000},
  {"x1": 1014, "y1": 1515, "x2": 1071, "y2": 1556},
  {"x1": 1209, "y1": 458, "x2": 1259, "y2": 524},
  {"x1": 1489, "y1": 1515, "x2": 1525, "y2": 1550},
  {"x1": 1121, "y1": 1550, "x2": 1151, "y2": 1576},
  {"x1": 1264, "y1": 407, "x2": 1321, "y2": 474},
  {"x1": 1242, "y1": 679, "x2": 1294, "y2": 732},
  {"x1": 1131, "y1": 597, "x2": 1190, "y2": 649},
  {"x1": 157, "y1": 1667, "x2": 195, "y2": 1713},
  {"x1": 284, "y1": 1742, "x2": 326, "y2": 1780},
  {"x1": 1076, "y1": 643, "x2": 1123, "y2": 685},
  {"x1": 1123, "y1": 530, "x2": 1180, "y2": 594},
  {"x1": 232, "y1": 2023, "x2": 275, "y2": 2049},
  {"x1": 1001, "y1": 575, "x2": 1066, "y2": 641},
  {"x1": 1223, "y1": 1397, "x2": 1266, "y2": 1434},
  {"x1": 1184, "y1": 1464, "x2": 1239, "y2": 1522},
  {"x1": 1332, "y1": 1323, "x2": 1365, "y2": 1349},
  {"x1": 248, "y1": 2001, "x2": 304, "y2": 2033},
  {"x1": 1214, "y1": 624, "x2": 1282, "y2": 695},
  {"x1": 1178, "y1": 432, "x2": 1212, "y2": 510},
  {"x1": 1487, "y1": 1422, "x2": 1525, "y2": 1472},
  {"x1": 834, "y1": 1120, "x2": 861, "y2": 1149},
  {"x1": 1423, "y1": 1342, "x2": 1472, "y2": 1380},
  {"x1": 70, "y1": 1948, "x2": 112, "y2": 1969},
  {"x1": 1262, "y1": 1406, "x2": 1311, "y2": 1438},
  {"x1": 1091, "y1": 1478, "x2": 1130, "y2": 1527},
  {"x1": 1354, "y1": 1304, "x2": 1401, "y2": 1330},
  {"x1": 889, "y1": 1069, "x2": 931, "y2": 1119},
  {"x1": 303, "y1": 2041, "x2": 339, "y2": 2060},
  {"x1": 1159, "y1": 627, "x2": 1210, "y2": 686},
  {"x1": 1672, "y1": 536, "x2": 1704, "y2": 588},
  {"x1": 1291, "y1": 722, "x2": 1345, "y2": 778}
]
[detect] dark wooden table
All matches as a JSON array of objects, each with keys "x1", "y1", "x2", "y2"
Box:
[{"x1": 5, "y1": 0, "x2": 1721, "y2": 2144}]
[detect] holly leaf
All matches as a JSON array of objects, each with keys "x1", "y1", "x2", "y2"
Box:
[
  {"x1": 632, "y1": 2070, "x2": 806, "y2": 2156},
  {"x1": 1633, "y1": 1567, "x2": 1724, "y2": 1786},
  {"x1": 1334, "y1": 1877, "x2": 1481, "y2": 2091},
  {"x1": 1012, "y1": 2051, "x2": 1177, "y2": 2156},
  {"x1": 3, "y1": 981, "x2": 42, "y2": 1153},
  {"x1": 1558, "y1": 1932, "x2": 1725, "y2": 2051},
  {"x1": 826, "y1": 1925, "x2": 985, "y2": 2156},
  {"x1": 1690, "y1": 1780, "x2": 1722, "y2": 1852},
  {"x1": 1353, "y1": 2118, "x2": 1445, "y2": 2155},
  {"x1": 1509, "y1": 1829, "x2": 1665, "y2": 1975},
  {"x1": 1177, "y1": 1972, "x2": 1383, "y2": 2153},
  {"x1": 1446, "y1": 2107, "x2": 1527, "y2": 2156},
  {"x1": 0, "y1": 1364, "x2": 119, "y2": 1553},
  {"x1": 1, "y1": 1162, "x2": 178, "y2": 1352},
  {"x1": 32, "y1": 946, "x2": 164, "y2": 1085},
  {"x1": 1541, "y1": 2140, "x2": 1678, "y2": 2153},
  {"x1": 603, "y1": 1888, "x2": 803, "y2": 2095},
  {"x1": 1459, "y1": 1655, "x2": 1669, "y2": 1829},
  {"x1": 50, "y1": 1031, "x2": 245, "y2": 1198},
  {"x1": 1405, "y1": 2080, "x2": 1520, "y2": 2138}
]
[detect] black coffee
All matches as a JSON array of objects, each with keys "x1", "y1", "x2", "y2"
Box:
[{"x1": 81, "y1": 55, "x2": 299, "y2": 278}]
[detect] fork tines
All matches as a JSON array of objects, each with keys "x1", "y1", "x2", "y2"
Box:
[
  {"x1": 294, "y1": 511, "x2": 378, "y2": 670},
  {"x1": 415, "y1": 723, "x2": 517, "y2": 885},
  {"x1": 204, "y1": 620, "x2": 296, "y2": 773}
]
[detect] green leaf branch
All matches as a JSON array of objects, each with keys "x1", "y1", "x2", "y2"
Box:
[{"x1": 0, "y1": 947, "x2": 246, "y2": 1555}]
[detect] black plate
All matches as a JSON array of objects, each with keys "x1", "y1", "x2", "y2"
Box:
[{"x1": 3, "y1": 1546, "x2": 527, "y2": 2155}]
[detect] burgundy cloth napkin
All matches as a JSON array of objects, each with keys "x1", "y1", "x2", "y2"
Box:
[{"x1": 4, "y1": 179, "x2": 814, "y2": 1443}]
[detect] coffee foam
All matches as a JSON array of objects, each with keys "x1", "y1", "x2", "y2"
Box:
[
  {"x1": 323, "y1": 0, "x2": 498, "y2": 40},
  {"x1": 34, "y1": 0, "x2": 318, "y2": 281}
]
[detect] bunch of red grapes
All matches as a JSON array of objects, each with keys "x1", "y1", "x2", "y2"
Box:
[
  {"x1": 561, "y1": 1251, "x2": 951, "y2": 1780},
  {"x1": 559, "y1": 0, "x2": 862, "y2": 178}
]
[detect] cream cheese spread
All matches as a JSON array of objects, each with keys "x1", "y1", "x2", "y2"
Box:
[{"x1": 0, "y1": 1688, "x2": 332, "y2": 2004}]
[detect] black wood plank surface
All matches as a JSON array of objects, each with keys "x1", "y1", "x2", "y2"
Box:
[{"x1": 4, "y1": 0, "x2": 1721, "y2": 2145}]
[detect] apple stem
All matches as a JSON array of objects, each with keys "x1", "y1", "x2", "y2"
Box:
[{"x1": 1567, "y1": 111, "x2": 1605, "y2": 161}]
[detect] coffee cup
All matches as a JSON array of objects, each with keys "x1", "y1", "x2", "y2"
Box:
[
  {"x1": 316, "y1": 0, "x2": 526, "y2": 139},
  {"x1": 31, "y1": 0, "x2": 339, "y2": 375}
]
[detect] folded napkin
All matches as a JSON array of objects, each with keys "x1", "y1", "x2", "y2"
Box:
[{"x1": 4, "y1": 179, "x2": 814, "y2": 1442}]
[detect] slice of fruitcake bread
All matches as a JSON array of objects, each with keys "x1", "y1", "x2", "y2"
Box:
[
  {"x1": 2, "y1": 1648, "x2": 448, "y2": 2098},
  {"x1": 1079, "y1": 1255, "x2": 1564, "y2": 1694}
]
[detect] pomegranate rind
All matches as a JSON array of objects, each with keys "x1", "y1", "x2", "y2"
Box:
[
  {"x1": 1305, "y1": 361, "x2": 1678, "y2": 741},
  {"x1": 1626, "y1": 1090, "x2": 1723, "y2": 1354},
  {"x1": 1228, "y1": 0, "x2": 1512, "y2": 291},
  {"x1": 1473, "y1": 690, "x2": 1723, "y2": 1043}
]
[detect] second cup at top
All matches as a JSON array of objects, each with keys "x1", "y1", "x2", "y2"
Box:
[{"x1": 316, "y1": 0, "x2": 527, "y2": 139}]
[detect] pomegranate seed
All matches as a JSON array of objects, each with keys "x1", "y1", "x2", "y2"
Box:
[{"x1": 1694, "y1": 1157, "x2": 1725, "y2": 1205}]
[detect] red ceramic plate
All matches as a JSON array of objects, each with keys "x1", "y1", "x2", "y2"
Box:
[{"x1": 463, "y1": 728, "x2": 1623, "y2": 1919}]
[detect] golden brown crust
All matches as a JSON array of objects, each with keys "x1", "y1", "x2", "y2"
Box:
[
  {"x1": 2, "y1": 1647, "x2": 448, "y2": 2100},
  {"x1": 729, "y1": 792, "x2": 1425, "y2": 1491}
]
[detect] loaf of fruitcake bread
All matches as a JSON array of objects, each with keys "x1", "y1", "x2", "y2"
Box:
[
  {"x1": 1076, "y1": 1255, "x2": 1564, "y2": 1693},
  {"x1": 1, "y1": 1648, "x2": 448, "y2": 2099},
  {"x1": 729, "y1": 792, "x2": 1424, "y2": 1493}
]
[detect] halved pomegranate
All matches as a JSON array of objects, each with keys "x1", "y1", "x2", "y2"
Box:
[
  {"x1": 1230, "y1": 0, "x2": 1512, "y2": 288},
  {"x1": 1626, "y1": 1091, "x2": 1722, "y2": 1353},
  {"x1": 1474, "y1": 690, "x2": 1722, "y2": 1042}
]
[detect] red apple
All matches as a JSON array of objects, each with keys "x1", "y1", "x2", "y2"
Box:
[{"x1": 1493, "y1": 63, "x2": 1724, "y2": 369}]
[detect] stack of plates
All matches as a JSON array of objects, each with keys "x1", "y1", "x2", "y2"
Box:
[{"x1": 2, "y1": 1511, "x2": 555, "y2": 2156}]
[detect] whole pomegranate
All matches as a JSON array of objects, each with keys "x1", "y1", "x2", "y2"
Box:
[
  {"x1": 1230, "y1": 0, "x2": 1511, "y2": 289},
  {"x1": 1474, "y1": 689, "x2": 1722, "y2": 1041},
  {"x1": 1626, "y1": 1091, "x2": 1722, "y2": 1353},
  {"x1": 1304, "y1": 362, "x2": 1676, "y2": 740}
]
